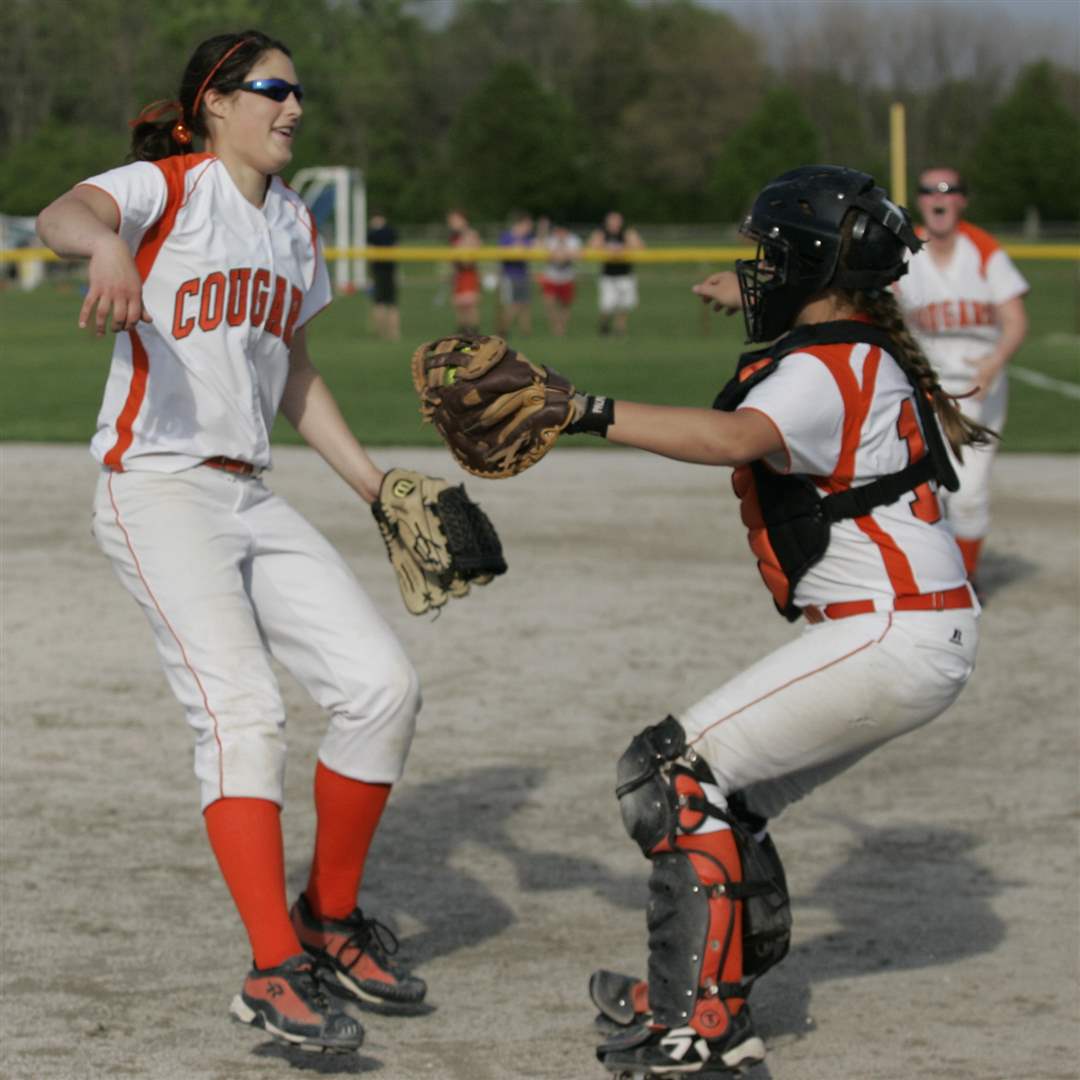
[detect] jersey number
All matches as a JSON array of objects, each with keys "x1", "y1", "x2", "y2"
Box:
[{"x1": 896, "y1": 399, "x2": 941, "y2": 524}]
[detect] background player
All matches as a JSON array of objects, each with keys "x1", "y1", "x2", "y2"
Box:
[
  {"x1": 539, "y1": 221, "x2": 582, "y2": 336},
  {"x1": 367, "y1": 210, "x2": 400, "y2": 341},
  {"x1": 446, "y1": 208, "x2": 482, "y2": 335},
  {"x1": 894, "y1": 166, "x2": 1029, "y2": 592},
  {"x1": 558, "y1": 167, "x2": 990, "y2": 1075},
  {"x1": 36, "y1": 29, "x2": 427, "y2": 1054},
  {"x1": 495, "y1": 210, "x2": 535, "y2": 338},
  {"x1": 588, "y1": 210, "x2": 644, "y2": 336}
]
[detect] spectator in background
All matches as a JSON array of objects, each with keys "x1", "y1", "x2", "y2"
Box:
[
  {"x1": 539, "y1": 222, "x2": 582, "y2": 337},
  {"x1": 446, "y1": 208, "x2": 482, "y2": 335},
  {"x1": 496, "y1": 211, "x2": 534, "y2": 338},
  {"x1": 588, "y1": 210, "x2": 644, "y2": 337},
  {"x1": 367, "y1": 211, "x2": 400, "y2": 342},
  {"x1": 893, "y1": 166, "x2": 1029, "y2": 593}
]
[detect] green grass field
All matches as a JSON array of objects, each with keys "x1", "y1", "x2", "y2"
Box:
[{"x1": 2, "y1": 261, "x2": 1077, "y2": 450}]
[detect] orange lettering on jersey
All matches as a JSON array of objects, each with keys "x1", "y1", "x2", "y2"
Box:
[
  {"x1": 227, "y1": 268, "x2": 252, "y2": 326},
  {"x1": 895, "y1": 398, "x2": 941, "y2": 523},
  {"x1": 199, "y1": 271, "x2": 226, "y2": 332},
  {"x1": 942, "y1": 301, "x2": 958, "y2": 329},
  {"x1": 172, "y1": 278, "x2": 199, "y2": 340},
  {"x1": 282, "y1": 285, "x2": 303, "y2": 346},
  {"x1": 251, "y1": 269, "x2": 271, "y2": 326},
  {"x1": 264, "y1": 277, "x2": 287, "y2": 337}
]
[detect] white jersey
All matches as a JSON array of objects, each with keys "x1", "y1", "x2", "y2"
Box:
[
  {"x1": 739, "y1": 338, "x2": 967, "y2": 610},
  {"x1": 893, "y1": 221, "x2": 1028, "y2": 394},
  {"x1": 80, "y1": 153, "x2": 331, "y2": 473},
  {"x1": 541, "y1": 232, "x2": 582, "y2": 284}
]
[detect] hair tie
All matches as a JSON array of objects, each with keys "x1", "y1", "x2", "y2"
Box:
[
  {"x1": 129, "y1": 98, "x2": 182, "y2": 128},
  {"x1": 171, "y1": 121, "x2": 193, "y2": 146}
]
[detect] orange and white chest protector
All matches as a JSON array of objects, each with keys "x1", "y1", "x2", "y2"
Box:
[
  {"x1": 714, "y1": 322, "x2": 967, "y2": 619},
  {"x1": 80, "y1": 154, "x2": 331, "y2": 473}
]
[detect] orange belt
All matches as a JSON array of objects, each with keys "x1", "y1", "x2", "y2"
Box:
[
  {"x1": 803, "y1": 584, "x2": 974, "y2": 624},
  {"x1": 201, "y1": 456, "x2": 257, "y2": 476}
]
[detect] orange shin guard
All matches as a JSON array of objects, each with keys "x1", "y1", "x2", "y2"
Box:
[{"x1": 675, "y1": 829, "x2": 745, "y2": 1037}]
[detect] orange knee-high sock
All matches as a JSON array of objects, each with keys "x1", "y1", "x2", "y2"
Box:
[
  {"x1": 203, "y1": 797, "x2": 302, "y2": 970},
  {"x1": 676, "y1": 827, "x2": 744, "y2": 1035},
  {"x1": 956, "y1": 537, "x2": 983, "y2": 578},
  {"x1": 304, "y1": 761, "x2": 391, "y2": 920}
]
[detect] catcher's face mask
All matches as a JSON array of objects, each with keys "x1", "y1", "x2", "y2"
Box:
[{"x1": 735, "y1": 228, "x2": 800, "y2": 344}]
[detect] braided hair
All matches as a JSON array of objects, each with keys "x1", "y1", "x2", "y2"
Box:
[
  {"x1": 129, "y1": 30, "x2": 291, "y2": 162},
  {"x1": 834, "y1": 213, "x2": 997, "y2": 460},
  {"x1": 851, "y1": 289, "x2": 997, "y2": 459}
]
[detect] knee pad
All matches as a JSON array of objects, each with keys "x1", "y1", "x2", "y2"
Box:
[{"x1": 616, "y1": 716, "x2": 722, "y2": 855}]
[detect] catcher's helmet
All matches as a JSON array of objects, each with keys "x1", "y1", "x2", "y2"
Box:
[{"x1": 736, "y1": 165, "x2": 922, "y2": 343}]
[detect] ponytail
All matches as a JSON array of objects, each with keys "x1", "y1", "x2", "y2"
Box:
[
  {"x1": 853, "y1": 289, "x2": 997, "y2": 459},
  {"x1": 129, "y1": 100, "x2": 190, "y2": 162}
]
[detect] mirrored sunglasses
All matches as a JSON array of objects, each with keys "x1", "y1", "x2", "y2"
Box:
[
  {"x1": 917, "y1": 181, "x2": 965, "y2": 196},
  {"x1": 239, "y1": 79, "x2": 304, "y2": 103}
]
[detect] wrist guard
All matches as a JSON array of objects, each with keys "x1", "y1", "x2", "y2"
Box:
[{"x1": 566, "y1": 394, "x2": 615, "y2": 437}]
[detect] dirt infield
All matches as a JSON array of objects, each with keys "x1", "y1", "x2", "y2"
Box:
[{"x1": 2, "y1": 444, "x2": 1078, "y2": 1080}]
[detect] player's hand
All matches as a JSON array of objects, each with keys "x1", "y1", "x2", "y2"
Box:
[
  {"x1": 967, "y1": 354, "x2": 1004, "y2": 401},
  {"x1": 80, "y1": 234, "x2": 152, "y2": 336},
  {"x1": 692, "y1": 271, "x2": 742, "y2": 315}
]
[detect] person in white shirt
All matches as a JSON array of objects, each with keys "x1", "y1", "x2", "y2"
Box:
[
  {"x1": 893, "y1": 166, "x2": 1029, "y2": 588},
  {"x1": 539, "y1": 222, "x2": 582, "y2": 336},
  {"x1": 36, "y1": 28, "x2": 426, "y2": 1054},
  {"x1": 559, "y1": 167, "x2": 990, "y2": 1077}
]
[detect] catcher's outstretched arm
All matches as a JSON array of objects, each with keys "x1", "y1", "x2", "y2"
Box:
[{"x1": 596, "y1": 399, "x2": 783, "y2": 468}]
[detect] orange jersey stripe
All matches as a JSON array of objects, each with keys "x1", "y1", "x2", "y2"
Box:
[
  {"x1": 810, "y1": 342, "x2": 920, "y2": 596},
  {"x1": 956, "y1": 220, "x2": 1000, "y2": 276},
  {"x1": 105, "y1": 154, "x2": 212, "y2": 469},
  {"x1": 103, "y1": 327, "x2": 150, "y2": 471}
]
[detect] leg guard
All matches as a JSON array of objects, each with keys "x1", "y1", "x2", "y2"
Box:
[
  {"x1": 646, "y1": 842, "x2": 743, "y2": 1035},
  {"x1": 616, "y1": 717, "x2": 746, "y2": 1038},
  {"x1": 727, "y1": 791, "x2": 792, "y2": 984}
]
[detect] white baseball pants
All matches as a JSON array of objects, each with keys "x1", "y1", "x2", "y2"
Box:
[
  {"x1": 92, "y1": 467, "x2": 420, "y2": 810},
  {"x1": 940, "y1": 372, "x2": 1008, "y2": 541},
  {"x1": 679, "y1": 609, "x2": 978, "y2": 822}
]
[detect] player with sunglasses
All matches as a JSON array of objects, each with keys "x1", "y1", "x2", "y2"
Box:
[
  {"x1": 35, "y1": 30, "x2": 431, "y2": 1054},
  {"x1": 893, "y1": 167, "x2": 1029, "y2": 593}
]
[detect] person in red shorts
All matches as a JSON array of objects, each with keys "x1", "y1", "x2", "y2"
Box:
[
  {"x1": 539, "y1": 222, "x2": 582, "y2": 336},
  {"x1": 446, "y1": 208, "x2": 482, "y2": 334}
]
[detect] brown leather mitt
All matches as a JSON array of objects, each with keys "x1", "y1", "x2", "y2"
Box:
[{"x1": 411, "y1": 334, "x2": 577, "y2": 478}]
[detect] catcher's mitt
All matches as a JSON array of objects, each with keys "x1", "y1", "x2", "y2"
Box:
[
  {"x1": 372, "y1": 467, "x2": 507, "y2": 616},
  {"x1": 411, "y1": 334, "x2": 577, "y2": 478}
]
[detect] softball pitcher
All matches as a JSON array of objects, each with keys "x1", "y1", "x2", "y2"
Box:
[
  {"x1": 36, "y1": 29, "x2": 426, "y2": 1054},
  {"x1": 893, "y1": 166, "x2": 1029, "y2": 590}
]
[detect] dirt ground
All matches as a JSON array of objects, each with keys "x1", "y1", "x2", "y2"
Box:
[{"x1": 1, "y1": 444, "x2": 1078, "y2": 1080}]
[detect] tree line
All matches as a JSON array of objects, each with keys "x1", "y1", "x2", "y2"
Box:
[{"x1": 2, "y1": 0, "x2": 1078, "y2": 226}]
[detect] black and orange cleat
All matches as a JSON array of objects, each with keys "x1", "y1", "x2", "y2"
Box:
[
  {"x1": 229, "y1": 953, "x2": 363, "y2": 1053},
  {"x1": 291, "y1": 893, "x2": 427, "y2": 1006}
]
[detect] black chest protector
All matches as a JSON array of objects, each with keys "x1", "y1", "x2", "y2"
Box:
[{"x1": 714, "y1": 321, "x2": 959, "y2": 621}]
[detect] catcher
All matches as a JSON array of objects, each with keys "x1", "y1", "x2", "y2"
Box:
[{"x1": 413, "y1": 167, "x2": 989, "y2": 1076}]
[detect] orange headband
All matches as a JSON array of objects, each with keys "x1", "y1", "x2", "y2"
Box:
[{"x1": 172, "y1": 37, "x2": 253, "y2": 146}]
